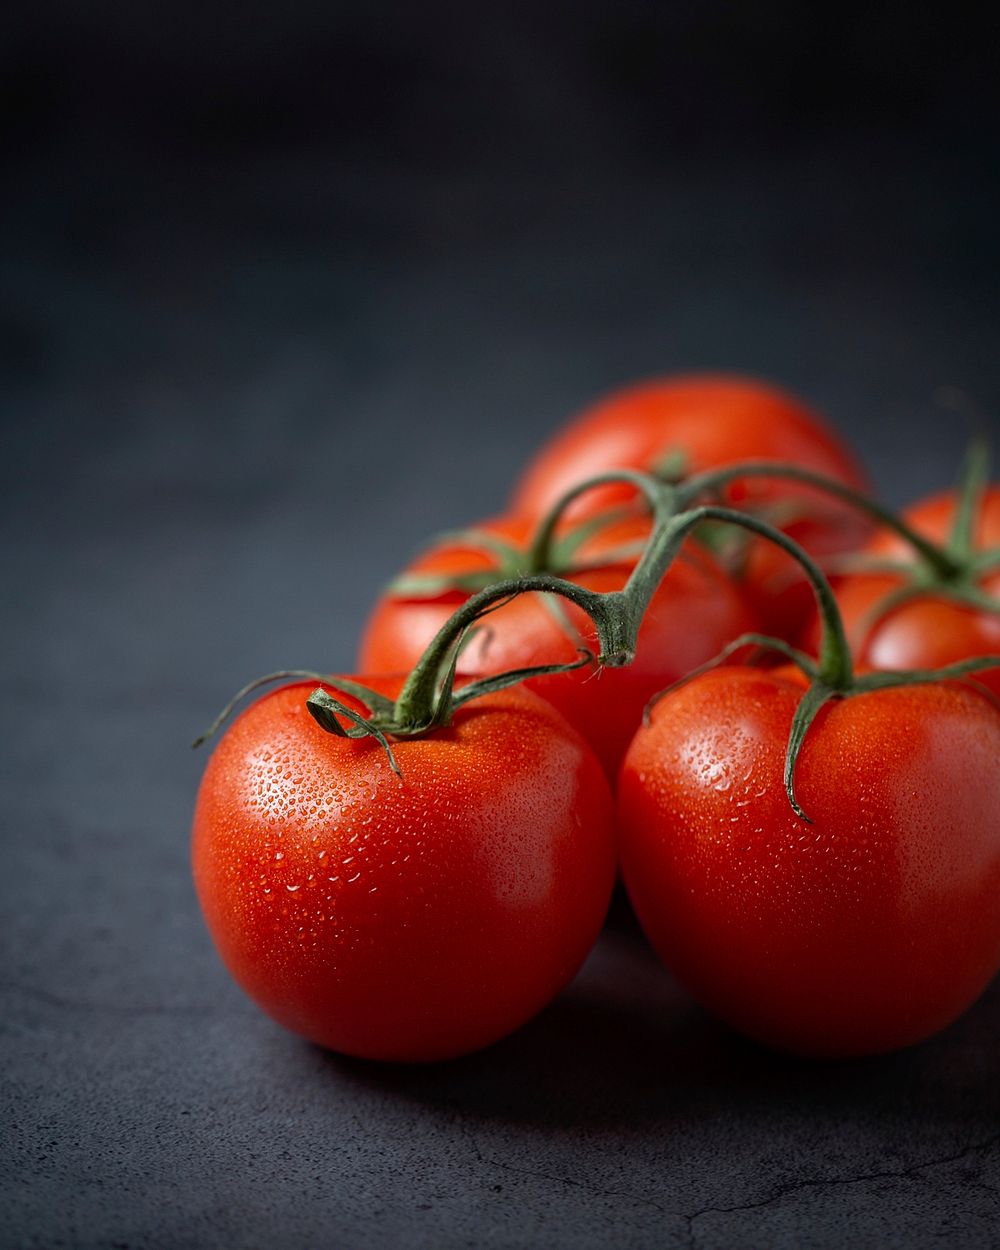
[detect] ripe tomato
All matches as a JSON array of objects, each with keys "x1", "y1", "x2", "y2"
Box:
[
  {"x1": 359, "y1": 514, "x2": 757, "y2": 777},
  {"x1": 801, "y1": 487, "x2": 1000, "y2": 694},
  {"x1": 617, "y1": 665, "x2": 1000, "y2": 1058},
  {"x1": 192, "y1": 678, "x2": 615, "y2": 1062},
  {"x1": 510, "y1": 374, "x2": 872, "y2": 637}
]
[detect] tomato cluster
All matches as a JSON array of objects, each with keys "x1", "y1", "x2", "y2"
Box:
[{"x1": 192, "y1": 373, "x2": 1000, "y2": 1063}]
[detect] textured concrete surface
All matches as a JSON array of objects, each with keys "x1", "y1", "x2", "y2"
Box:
[{"x1": 3, "y1": 47, "x2": 1000, "y2": 1245}]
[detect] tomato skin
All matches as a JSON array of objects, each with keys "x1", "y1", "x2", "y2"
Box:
[
  {"x1": 192, "y1": 678, "x2": 615, "y2": 1062},
  {"x1": 617, "y1": 666, "x2": 1000, "y2": 1057},
  {"x1": 801, "y1": 487, "x2": 1000, "y2": 695},
  {"x1": 359, "y1": 516, "x2": 758, "y2": 777},
  {"x1": 510, "y1": 374, "x2": 872, "y2": 637}
]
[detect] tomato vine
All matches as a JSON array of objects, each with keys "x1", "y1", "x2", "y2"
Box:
[{"x1": 197, "y1": 454, "x2": 1000, "y2": 823}]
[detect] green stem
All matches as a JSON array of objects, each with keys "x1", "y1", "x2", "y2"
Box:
[
  {"x1": 675, "y1": 461, "x2": 963, "y2": 581},
  {"x1": 391, "y1": 572, "x2": 632, "y2": 730},
  {"x1": 526, "y1": 469, "x2": 679, "y2": 573},
  {"x1": 623, "y1": 504, "x2": 855, "y2": 691}
]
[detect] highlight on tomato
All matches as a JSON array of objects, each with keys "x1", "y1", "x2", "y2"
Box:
[
  {"x1": 192, "y1": 675, "x2": 616, "y2": 1063},
  {"x1": 510, "y1": 373, "x2": 873, "y2": 636},
  {"x1": 359, "y1": 511, "x2": 757, "y2": 777}
]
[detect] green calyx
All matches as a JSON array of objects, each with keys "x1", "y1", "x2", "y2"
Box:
[
  {"x1": 191, "y1": 570, "x2": 627, "y2": 777},
  {"x1": 645, "y1": 630, "x2": 1000, "y2": 823}
]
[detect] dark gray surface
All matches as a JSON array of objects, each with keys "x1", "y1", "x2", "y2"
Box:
[{"x1": 4, "y1": 5, "x2": 1000, "y2": 1246}]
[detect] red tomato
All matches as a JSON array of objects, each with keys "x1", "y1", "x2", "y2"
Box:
[
  {"x1": 193, "y1": 678, "x2": 615, "y2": 1062},
  {"x1": 801, "y1": 487, "x2": 1000, "y2": 694},
  {"x1": 617, "y1": 665, "x2": 1000, "y2": 1058},
  {"x1": 359, "y1": 515, "x2": 757, "y2": 777},
  {"x1": 511, "y1": 374, "x2": 872, "y2": 637}
]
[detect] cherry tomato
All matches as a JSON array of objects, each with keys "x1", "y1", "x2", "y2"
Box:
[
  {"x1": 359, "y1": 515, "x2": 757, "y2": 777},
  {"x1": 801, "y1": 487, "x2": 1000, "y2": 694},
  {"x1": 192, "y1": 678, "x2": 615, "y2": 1062},
  {"x1": 510, "y1": 374, "x2": 872, "y2": 636},
  {"x1": 617, "y1": 665, "x2": 1000, "y2": 1057}
]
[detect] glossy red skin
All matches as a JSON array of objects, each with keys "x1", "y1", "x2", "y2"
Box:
[
  {"x1": 802, "y1": 488, "x2": 1000, "y2": 695},
  {"x1": 193, "y1": 678, "x2": 615, "y2": 1062},
  {"x1": 617, "y1": 666, "x2": 1000, "y2": 1058},
  {"x1": 359, "y1": 516, "x2": 757, "y2": 777},
  {"x1": 510, "y1": 374, "x2": 872, "y2": 637}
]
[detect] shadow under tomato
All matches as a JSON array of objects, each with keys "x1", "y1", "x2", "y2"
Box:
[{"x1": 312, "y1": 899, "x2": 1000, "y2": 1140}]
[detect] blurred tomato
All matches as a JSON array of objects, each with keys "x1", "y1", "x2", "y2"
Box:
[
  {"x1": 801, "y1": 487, "x2": 1000, "y2": 693},
  {"x1": 511, "y1": 374, "x2": 872, "y2": 637}
]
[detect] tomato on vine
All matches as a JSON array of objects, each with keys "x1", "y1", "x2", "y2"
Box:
[
  {"x1": 617, "y1": 664, "x2": 1000, "y2": 1057},
  {"x1": 615, "y1": 505, "x2": 1000, "y2": 1058},
  {"x1": 193, "y1": 674, "x2": 616, "y2": 1063}
]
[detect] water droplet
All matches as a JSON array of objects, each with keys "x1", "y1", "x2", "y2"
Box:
[{"x1": 286, "y1": 884, "x2": 301, "y2": 892}]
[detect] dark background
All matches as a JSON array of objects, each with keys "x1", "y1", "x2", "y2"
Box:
[{"x1": 3, "y1": 4, "x2": 1000, "y2": 1248}]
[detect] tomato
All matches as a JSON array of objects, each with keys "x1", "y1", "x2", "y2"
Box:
[
  {"x1": 510, "y1": 374, "x2": 872, "y2": 637},
  {"x1": 192, "y1": 677, "x2": 615, "y2": 1062},
  {"x1": 359, "y1": 514, "x2": 757, "y2": 777},
  {"x1": 801, "y1": 487, "x2": 1000, "y2": 694},
  {"x1": 616, "y1": 665, "x2": 1000, "y2": 1058}
]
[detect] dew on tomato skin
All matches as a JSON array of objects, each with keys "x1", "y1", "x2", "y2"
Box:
[{"x1": 286, "y1": 883, "x2": 301, "y2": 892}]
